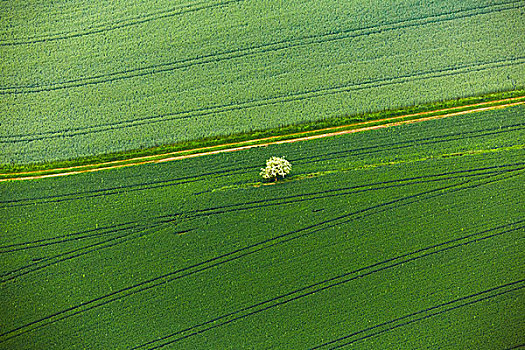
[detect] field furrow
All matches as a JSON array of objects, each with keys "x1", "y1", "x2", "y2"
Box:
[
  {"x1": 0, "y1": 0, "x2": 245, "y2": 46},
  {"x1": 1, "y1": 2, "x2": 524, "y2": 347},
  {"x1": 312, "y1": 280, "x2": 525, "y2": 349},
  {"x1": 1, "y1": 0, "x2": 521, "y2": 94},
  {"x1": 2, "y1": 0, "x2": 523, "y2": 163},
  {"x1": 2, "y1": 57, "x2": 524, "y2": 145}
]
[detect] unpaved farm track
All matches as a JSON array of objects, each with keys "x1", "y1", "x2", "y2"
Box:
[{"x1": 2, "y1": 98, "x2": 523, "y2": 182}]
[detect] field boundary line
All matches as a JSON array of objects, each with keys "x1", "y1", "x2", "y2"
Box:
[
  {"x1": 1, "y1": 99, "x2": 523, "y2": 182},
  {"x1": 2, "y1": 58, "x2": 523, "y2": 139}
]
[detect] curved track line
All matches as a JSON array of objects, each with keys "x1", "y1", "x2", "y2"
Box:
[
  {"x1": 1, "y1": 1, "x2": 521, "y2": 93},
  {"x1": 0, "y1": 221, "x2": 174, "y2": 283},
  {"x1": 2, "y1": 110, "x2": 522, "y2": 180},
  {"x1": 0, "y1": 171, "x2": 519, "y2": 343},
  {"x1": 5, "y1": 165, "x2": 515, "y2": 254},
  {"x1": 312, "y1": 280, "x2": 525, "y2": 349},
  {"x1": 3, "y1": 166, "x2": 515, "y2": 280},
  {"x1": 135, "y1": 224, "x2": 525, "y2": 349},
  {"x1": 292, "y1": 124, "x2": 524, "y2": 164},
  {"x1": 0, "y1": 221, "x2": 145, "y2": 253},
  {"x1": 1, "y1": 100, "x2": 523, "y2": 182},
  {"x1": 3, "y1": 160, "x2": 520, "y2": 211},
  {"x1": 1, "y1": 57, "x2": 523, "y2": 143},
  {"x1": 2, "y1": 56, "x2": 522, "y2": 142},
  {"x1": 0, "y1": 0, "x2": 244, "y2": 46}
]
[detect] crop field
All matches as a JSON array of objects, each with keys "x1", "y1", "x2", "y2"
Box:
[
  {"x1": 1, "y1": 105, "x2": 524, "y2": 349},
  {"x1": 1, "y1": 0, "x2": 524, "y2": 164}
]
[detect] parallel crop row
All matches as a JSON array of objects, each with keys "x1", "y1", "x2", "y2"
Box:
[
  {"x1": 1, "y1": 0, "x2": 521, "y2": 94},
  {"x1": 2, "y1": 106, "x2": 522, "y2": 208},
  {"x1": 2, "y1": 57, "x2": 523, "y2": 145},
  {"x1": 1, "y1": 108, "x2": 524, "y2": 348},
  {"x1": 2, "y1": 166, "x2": 521, "y2": 346},
  {"x1": 0, "y1": 0, "x2": 243, "y2": 46},
  {"x1": 1, "y1": 0, "x2": 523, "y2": 163}
]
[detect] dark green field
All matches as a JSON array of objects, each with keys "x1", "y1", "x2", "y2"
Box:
[
  {"x1": 1, "y1": 105, "x2": 523, "y2": 349},
  {"x1": 2, "y1": 0, "x2": 525, "y2": 348},
  {"x1": 1, "y1": 0, "x2": 524, "y2": 164}
]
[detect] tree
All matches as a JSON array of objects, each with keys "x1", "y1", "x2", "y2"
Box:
[{"x1": 260, "y1": 156, "x2": 292, "y2": 181}]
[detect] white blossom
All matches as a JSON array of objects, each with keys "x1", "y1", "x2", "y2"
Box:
[{"x1": 260, "y1": 156, "x2": 292, "y2": 180}]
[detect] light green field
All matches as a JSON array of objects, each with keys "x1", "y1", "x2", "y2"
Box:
[
  {"x1": 1, "y1": 105, "x2": 523, "y2": 349},
  {"x1": 1, "y1": 0, "x2": 524, "y2": 164}
]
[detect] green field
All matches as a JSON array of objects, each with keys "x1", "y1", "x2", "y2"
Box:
[
  {"x1": 1, "y1": 0, "x2": 524, "y2": 164},
  {"x1": 1, "y1": 105, "x2": 523, "y2": 349}
]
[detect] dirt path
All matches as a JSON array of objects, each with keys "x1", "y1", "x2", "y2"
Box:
[{"x1": 2, "y1": 99, "x2": 523, "y2": 182}]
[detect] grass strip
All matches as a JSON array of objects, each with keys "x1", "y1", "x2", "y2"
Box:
[{"x1": 1, "y1": 89, "x2": 524, "y2": 178}]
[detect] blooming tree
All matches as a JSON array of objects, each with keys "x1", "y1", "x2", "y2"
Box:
[{"x1": 260, "y1": 156, "x2": 292, "y2": 181}]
